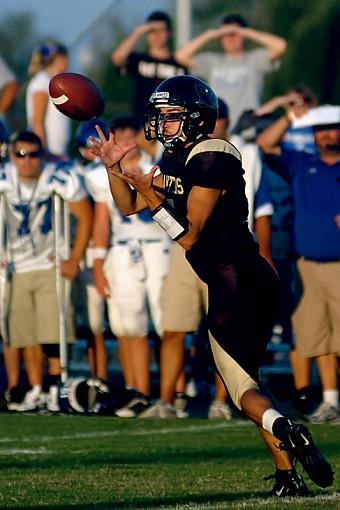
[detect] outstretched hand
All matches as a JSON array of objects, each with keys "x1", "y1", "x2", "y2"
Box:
[
  {"x1": 114, "y1": 165, "x2": 160, "y2": 197},
  {"x1": 89, "y1": 125, "x2": 137, "y2": 169}
]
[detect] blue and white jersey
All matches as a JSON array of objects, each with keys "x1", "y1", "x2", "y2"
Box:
[
  {"x1": 83, "y1": 152, "x2": 170, "y2": 245},
  {"x1": 0, "y1": 161, "x2": 86, "y2": 273}
]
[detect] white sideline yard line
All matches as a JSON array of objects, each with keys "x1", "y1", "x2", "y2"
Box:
[
  {"x1": 0, "y1": 448, "x2": 51, "y2": 456},
  {"x1": 231, "y1": 493, "x2": 340, "y2": 507},
  {"x1": 0, "y1": 421, "x2": 251, "y2": 444},
  {"x1": 164, "y1": 493, "x2": 340, "y2": 509}
]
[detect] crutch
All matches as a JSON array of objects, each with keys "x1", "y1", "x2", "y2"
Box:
[
  {"x1": 0, "y1": 193, "x2": 9, "y2": 344},
  {"x1": 54, "y1": 193, "x2": 71, "y2": 384}
]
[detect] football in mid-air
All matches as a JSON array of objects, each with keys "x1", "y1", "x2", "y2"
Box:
[{"x1": 49, "y1": 73, "x2": 105, "y2": 121}]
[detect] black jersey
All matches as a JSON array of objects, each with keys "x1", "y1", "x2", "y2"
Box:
[{"x1": 159, "y1": 138, "x2": 259, "y2": 281}]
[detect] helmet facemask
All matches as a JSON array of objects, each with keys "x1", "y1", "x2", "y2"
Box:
[{"x1": 144, "y1": 103, "x2": 204, "y2": 150}]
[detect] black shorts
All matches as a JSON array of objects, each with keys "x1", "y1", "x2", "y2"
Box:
[{"x1": 194, "y1": 254, "x2": 279, "y2": 382}]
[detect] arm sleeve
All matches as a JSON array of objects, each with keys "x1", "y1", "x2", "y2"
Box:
[
  {"x1": 192, "y1": 52, "x2": 213, "y2": 79},
  {"x1": 251, "y1": 47, "x2": 276, "y2": 73},
  {"x1": 263, "y1": 147, "x2": 298, "y2": 183},
  {"x1": 0, "y1": 56, "x2": 16, "y2": 89},
  {"x1": 254, "y1": 169, "x2": 274, "y2": 218},
  {"x1": 186, "y1": 150, "x2": 244, "y2": 190},
  {"x1": 125, "y1": 52, "x2": 142, "y2": 75},
  {"x1": 29, "y1": 72, "x2": 49, "y2": 94},
  {"x1": 84, "y1": 166, "x2": 110, "y2": 203},
  {"x1": 50, "y1": 162, "x2": 87, "y2": 202}
]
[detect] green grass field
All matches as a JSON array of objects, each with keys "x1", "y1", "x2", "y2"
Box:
[{"x1": 0, "y1": 414, "x2": 339, "y2": 510}]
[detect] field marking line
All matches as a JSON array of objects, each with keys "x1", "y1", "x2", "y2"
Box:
[
  {"x1": 0, "y1": 420, "x2": 251, "y2": 444},
  {"x1": 0, "y1": 447, "x2": 51, "y2": 455},
  {"x1": 230, "y1": 492, "x2": 340, "y2": 508}
]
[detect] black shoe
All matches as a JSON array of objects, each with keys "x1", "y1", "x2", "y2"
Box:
[
  {"x1": 266, "y1": 468, "x2": 311, "y2": 497},
  {"x1": 294, "y1": 386, "x2": 316, "y2": 417},
  {"x1": 115, "y1": 393, "x2": 152, "y2": 418},
  {"x1": 5, "y1": 386, "x2": 27, "y2": 411},
  {"x1": 278, "y1": 422, "x2": 334, "y2": 488}
]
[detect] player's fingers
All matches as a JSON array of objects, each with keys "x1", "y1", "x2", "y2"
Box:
[
  {"x1": 95, "y1": 124, "x2": 107, "y2": 142},
  {"x1": 122, "y1": 142, "x2": 137, "y2": 154},
  {"x1": 110, "y1": 167, "x2": 133, "y2": 184},
  {"x1": 150, "y1": 165, "x2": 160, "y2": 176},
  {"x1": 89, "y1": 136, "x2": 101, "y2": 147}
]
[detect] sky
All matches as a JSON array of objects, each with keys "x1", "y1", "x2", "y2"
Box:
[
  {"x1": 2, "y1": 0, "x2": 171, "y2": 73},
  {"x1": 2, "y1": 0, "x2": 170, "y2": 46}
]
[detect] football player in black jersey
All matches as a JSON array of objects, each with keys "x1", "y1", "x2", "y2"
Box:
[{"x1": 90, "y1": 75, "x2": 333, "y2": 496}]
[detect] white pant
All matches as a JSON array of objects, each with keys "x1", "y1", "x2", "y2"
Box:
[
  {"x1": 87, "y1": 240, "x2": 170, "y2": 338},
  {"x1": 86, "y1": 283, "x2": 105, "y2": 335}
]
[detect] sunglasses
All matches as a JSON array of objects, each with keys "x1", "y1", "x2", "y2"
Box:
[{"x1": 15, "y1": 149, "x2": 43, "y2": 159}]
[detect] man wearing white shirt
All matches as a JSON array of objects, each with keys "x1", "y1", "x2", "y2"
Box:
[{"x1": 1, "y1": 131, "x2": 92, "y2": 411}]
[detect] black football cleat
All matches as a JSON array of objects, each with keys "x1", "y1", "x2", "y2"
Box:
[
  {"x1": 278, "y1": 423, "x2": 334, "y2": 488},
  {"x1": 266, "y1": 468, "x2": 311, "y2": 497}
]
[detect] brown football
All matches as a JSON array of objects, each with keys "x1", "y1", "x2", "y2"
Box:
[{"x1": 49, "y1": 72, "x2": 104, "y2": 121}]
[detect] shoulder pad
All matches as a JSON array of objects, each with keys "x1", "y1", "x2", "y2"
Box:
[
  {"x1": 186, "y1": 139, "x2": 242, "y2": 165},
  {"x1": 86, "y1": 160, "x2": 104, "y2": 171},
  {"x1": 54, "y1": 160, "x2": 74, "y2": 174}
]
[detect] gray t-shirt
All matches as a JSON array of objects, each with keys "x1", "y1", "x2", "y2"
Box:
[{"x1": 194, "y1": 48, "x2": 275, "y2": 129}]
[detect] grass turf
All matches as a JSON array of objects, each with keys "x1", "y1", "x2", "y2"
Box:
[{"x1": 0, "y1": 414, "x2": 338, "y2": 509}]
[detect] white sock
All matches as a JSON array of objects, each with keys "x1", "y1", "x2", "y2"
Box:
[
  {"x1": 323, "y1": 390, "x2": 339, "y2": 410},
  {"x1": 262, "y1": 408, "x2": 284, "y2": 435}
]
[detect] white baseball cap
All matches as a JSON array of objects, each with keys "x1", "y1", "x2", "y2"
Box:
[{"x1": 293, "y1": 105, "x2": 340, "y2": 129}]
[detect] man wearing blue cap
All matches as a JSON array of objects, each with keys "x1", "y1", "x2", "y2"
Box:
[{"x1": 257, "y1": 105, "x2": 340, "y2": 424}]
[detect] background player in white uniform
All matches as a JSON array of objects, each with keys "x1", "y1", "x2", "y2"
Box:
[
  {"x1": 86, "y1": 114, "x2": 171, "y2": 417},
  {"x1": 75, "y1": 119, "x2": 110, "y2": 383},
  {"x1": 26, "y1": 41, "x2": 70, "y2": 158},
  {"x1": 1, "y1": 131, "x2": 92, "y2": 411}
]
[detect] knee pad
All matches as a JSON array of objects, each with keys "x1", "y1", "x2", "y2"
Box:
[{"x1": 209, "y1": 332, "x2": 259, "y2": 410}]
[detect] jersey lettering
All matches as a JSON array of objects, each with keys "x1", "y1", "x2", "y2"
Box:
[
  {"x1": 14, "y1": 204, "x2": 31, "y2": 236},
  {"x1": 37, "y1": 197, "x2": 52, "y2": 234},
  {"x1": 164, "y1": 175, "x2": 184, "y2": 195},
  {"x1": 14, "y1": 199, "x2": 52, "y2": 237},
  {"x1": 48, "y1": 174, "x2": 67, "y2": 186}
]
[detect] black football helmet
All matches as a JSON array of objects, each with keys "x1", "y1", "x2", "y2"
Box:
[{"x1": 144, "y1": 75, "x2": 218, "y2": 149}]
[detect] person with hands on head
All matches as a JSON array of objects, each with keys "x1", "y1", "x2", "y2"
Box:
[
  {"x1": 90, "y1": 74, "x2": 333, "y2": 496},
  {"x1": 255, "y1": 84, "x2": 318, "y2": 153},
  {"x1": 175, "y1": 13, "x2": 286, "y2": 130},
  {"x1": 111, "y1": 11, "x2": 186, "y2": 124}
]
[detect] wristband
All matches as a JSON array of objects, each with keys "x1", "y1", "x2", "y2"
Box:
[
  {"x1": 92, "y1": 247, "x2": 107, "y2": 260},
  {"x1": 151, "y1": 203, "x2": 188, "y2": 241}
]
